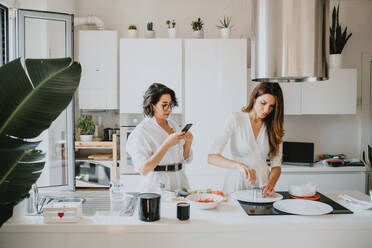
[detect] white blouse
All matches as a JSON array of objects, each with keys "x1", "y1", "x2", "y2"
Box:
[
  {"x1": 126, "y1": 117, "x2": 192, "y2": 193},
  {"x1": 210, "y1": 112, "x2": 282, "y2": 193}
]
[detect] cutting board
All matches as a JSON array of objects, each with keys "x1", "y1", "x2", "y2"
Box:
[{"x1": 88, "y1": 153, "x2": 113, "y2": 160}]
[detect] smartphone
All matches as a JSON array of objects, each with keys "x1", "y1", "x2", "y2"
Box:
[{"x1": 181, "y1": 123, "x2": 193, "y2": 133}]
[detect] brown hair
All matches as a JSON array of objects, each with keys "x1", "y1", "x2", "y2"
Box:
[
  {"x1": 143, "y1": 83, "x2": 178, "y2": 117},
  {"x1": 242, "y1": 83, "x2": 284, "y2": 158}
]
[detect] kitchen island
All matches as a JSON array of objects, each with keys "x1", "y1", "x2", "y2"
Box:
[{"x1": 1, "y1": 191, "x2": 372, "y2": 248}]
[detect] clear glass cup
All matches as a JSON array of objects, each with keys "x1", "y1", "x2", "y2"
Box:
[
  {"x1": 163, "y1": 191, "x2": 176, "y2": 202},
  {"x1": 110, "y1": 180, "x2": 124, "y2": 202},
  {"x1": 251, "y1": 186, "x2": 262, "y2": 201},
  {"x1": 120, "y1": 193, "x2": 138, "y2": 216}
]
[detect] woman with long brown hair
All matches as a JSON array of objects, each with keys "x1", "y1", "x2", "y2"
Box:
[{"x1": 208, "y1": 83, "x2": 284, "y2": 196}]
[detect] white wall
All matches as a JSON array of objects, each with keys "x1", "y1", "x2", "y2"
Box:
[
  {"x1": 75, "y1": 0, "x2": 372, "y2": 159},
  {"x1": 2, "y1": 0, "x2": 77, "y2": 14},
  {"x1": 76, "y1": 0, "x2": 251, "y2": 40}
]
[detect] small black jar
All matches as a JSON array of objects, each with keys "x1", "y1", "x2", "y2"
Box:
[
  {"x1": 177, "y1": 202, "x2": 190, "y2": 220},
  {"x1": 138, "y1": 193, "x2": 161, "y2": 222}
]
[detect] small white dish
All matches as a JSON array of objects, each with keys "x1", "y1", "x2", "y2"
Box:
[
  {"x1": 230, "y1": 190, "x2": 283, "y2": 203},
  {"x1": 273, "y1": 199, "x2": 333, "y2": 215},
  {"x1": 338, "y1": 194, "x2": 372, "y2": 210},
  {"x1": 349, "y1": 202, "x2": 372, "y2": 211},
  {"x1": 186, "y1": 193, "x2": 223, "y2": 210},
  {"x1": 288, "y1": 183, "x2": 316, "y2": 197}
]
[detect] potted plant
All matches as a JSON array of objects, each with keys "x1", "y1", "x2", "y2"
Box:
[
  {"x1": 166, "y1": 19, "x2": 176, "y2": 38},
  {"x1": 77, "y1": 114, "x2": 95, "y2": 142},
  {"x1": 0, "y1": 58, "x2": 81, "y2": 227},
  {"x1": 216, "y1": 15, "x2": 233, "y2": 39},
  {"x1": 145, "y1": 22, "x2": 155, "y2": 38},
  {"x1": 128, "y1": 24, "x2": 137, "y2": 38},
  {"x1": 329, "y1": 4, "x2": 352, "y2": 68},
  {"x1": 191, "y1": 17, "x2": 204, "y2": 38},
  {"x1": 361, "y1": 145, "x2": 372, "y2": 194}
]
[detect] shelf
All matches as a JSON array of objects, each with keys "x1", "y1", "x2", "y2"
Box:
[
  {"x1": 76, "y1": 179, "x2": 109, "y2": 188},
  {"x1": 75, "y1": 158, "x2": 114, "y2": 167},
  {"x1": 75, "y1": 154, "x2": 121, "y2": 163},
  {"x1": 75, "y1": 134, "x2": 119, "y2": 181},
  {"x1": 75, "y1": 141, "x2": 115, "y2": 149}
]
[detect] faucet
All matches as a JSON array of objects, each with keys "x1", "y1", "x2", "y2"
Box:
[
  {"x1": 30, "y1": 184, "x2": 39, "y2": 213},
  {"x1": 28, "y1": 184, "x2": 52, "y2": 215}
]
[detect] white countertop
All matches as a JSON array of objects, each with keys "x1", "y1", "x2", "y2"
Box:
[
  {"x1": 2, "y1": 190, "x2": 372, "y2": 233},
  {"x1": 2, "y1": 190, "x2": 372, "y2": 248}
]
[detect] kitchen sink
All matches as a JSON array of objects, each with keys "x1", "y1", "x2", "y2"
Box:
[
  {"x1": 55, "y1": 197, "x2": 86, "y2": 203},
  {"x1": 26, "y1": 191, "x2": 112, "y2": 216}
]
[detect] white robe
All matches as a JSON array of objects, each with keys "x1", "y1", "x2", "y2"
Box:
[
  {"x1": 210, "y1": 112, "x2": 282, "y2": 194},
  {"x1": 126, "y1": 117, "x2": 192, "y2": 193}
]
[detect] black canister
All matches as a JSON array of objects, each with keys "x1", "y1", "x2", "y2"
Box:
[
  {"x1": 104, "y1": 128, "x2": 113, "y2": 141},
  {"x1": 138, "y1": 193, "x2": 161, "y2": 222},
  {"x1": 177, "y1": 202, "x2": 190, "y2": 220}
]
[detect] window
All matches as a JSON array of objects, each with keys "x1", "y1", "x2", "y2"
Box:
[{"x1": 0, "y1": 3, "x2": 8, "y2": 66}]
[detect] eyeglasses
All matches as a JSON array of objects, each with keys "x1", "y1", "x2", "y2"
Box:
[{"x1": 156, "y1": 103, "x2": 173, "y2": 111}]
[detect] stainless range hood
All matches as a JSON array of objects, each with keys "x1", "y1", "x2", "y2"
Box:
[{"x1": 251, "y1": 0, "x2": 329, "y2": 82}]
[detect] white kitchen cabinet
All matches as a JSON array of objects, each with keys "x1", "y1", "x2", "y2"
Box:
[
  {"x1": 120, "y1": 39, "x2": 182, "y2": 113},
  {"x1": 279, "y1": 83, "x2": 302, "y2": 115},
  {"x1": 301, "y1": 69, "x2": 357, "y2": 114},
  {"x1": 78, "y1": 30, "x2": 118, "y2": 110},
  {"x1": 276, "y1": 168, "x2": 366, "y2": 193},
  {"x1": 250, "y1": 69, "x2": 356, "y2": 115},
  {"x1": 184, "y1": 39, "x2": 247, "y2": 176}
]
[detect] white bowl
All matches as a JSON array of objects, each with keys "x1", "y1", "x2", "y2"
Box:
[
  {"x1": 186, "y1": 193, "x2": 223, "y2": 210},
  {"x1": 288, "y1": 183, "x2": 316, "y2": 197}
]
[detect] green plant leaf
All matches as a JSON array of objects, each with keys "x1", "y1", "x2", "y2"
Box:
[
  {"x1": 0, "y1": 135, "x2": 41, "y2": 184},
  {"x1": 0, "y1": 58, "x2": 81, "y2": 227},
  {"x1": 0, "y1": 160, "x2": 45, "y2": 204},
  {"x1": 0, "y1": 134, "x2": 40, "y2": 150},
  {"x1": 0, "y1": 58, "x2": 81, "y2": 139},
  {"x1": 329, "y1": 4, "x2": 351, "y2": 54}
]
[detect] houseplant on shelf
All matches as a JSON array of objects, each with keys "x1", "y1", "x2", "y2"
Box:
[
  {"x1": 166, "y1": 19, "x2": 176, "y2": 38},
  {"x1": 191, "y1": 17, "x2": 204, "y2": 38},
  {"x1": 77, "y1": 114, "x2": 95, "y2": 142},
  {"x1": 145, "y1": 22, "x2": 155, "y2": 38},
  {"x1": 216, "y1": 15, "x2": 233, "y2": 39},
  {"x1": 329, "y1": 4, "x2": 352, "y2": 68},
  {"x1": 0, "y1": 58, "x2": 81, "y2": 227},
  {"x1": 127, "y1": 24, "x2": 137, "y2": 38}
]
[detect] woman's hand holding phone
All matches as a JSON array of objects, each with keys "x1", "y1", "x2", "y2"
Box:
[
  {"x1": 165, "y1": 133, "x2": 185, "y2": 147},
  {"x1": 183, "y1": 131, "x2": 193, "y2": 143}
]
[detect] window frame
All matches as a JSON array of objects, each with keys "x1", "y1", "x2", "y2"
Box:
[{"x1": 0, "y1": 3, "x2": 9, "y2": 66}]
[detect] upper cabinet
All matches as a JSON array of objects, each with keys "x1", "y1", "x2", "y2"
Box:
[
  {"x1": 78, "y1": 30, "x2": 118, "y2": 110},
  {"x1": 185, "y1": 39, "x2": 247, "y2": 175},
  {"x1": 120, "y1": 39, "x2": 182, "y2": 113},
  {"x1": 279, "y1": 83, "x2": 302, "y2": 115},
  {"x1": 301, "y1": 69, "x2": 357, "y2": 114},
  {"x1": 249, "y1": 69, "x2": 357, "y2": 115}
]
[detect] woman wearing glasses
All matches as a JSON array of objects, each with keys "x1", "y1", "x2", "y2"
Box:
[
  {"x1": 127, "y1": 83, "x2": 193, "y2": 193},
  {"x1": 208, "y1": 83, "x2": 284, "y2": 197}
]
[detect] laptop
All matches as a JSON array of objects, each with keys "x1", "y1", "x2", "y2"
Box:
[{"x1": 282, "y1": 141, "x2": 314, "y2": 166}]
